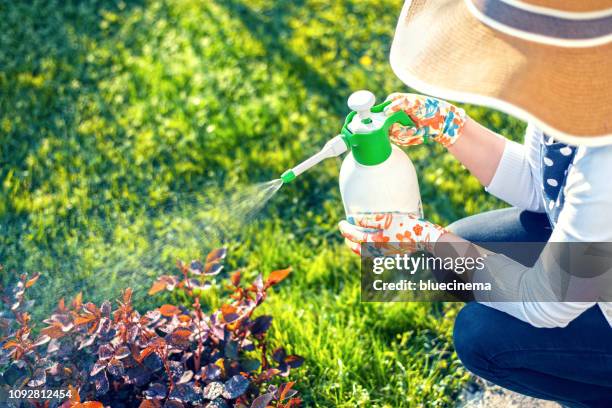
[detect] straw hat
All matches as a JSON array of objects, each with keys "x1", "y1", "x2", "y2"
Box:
[{"x1": 390, "y1": 0, "x2": 612, "y2": 145}]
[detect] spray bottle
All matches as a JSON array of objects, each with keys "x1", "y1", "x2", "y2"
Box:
[{"x1": 280, "y1": 90, "x2": 422, "y2": 220}]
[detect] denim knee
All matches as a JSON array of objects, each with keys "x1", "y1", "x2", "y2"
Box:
[{"x1": 453, "y1": 302, "x2": 492, "y2": 376}]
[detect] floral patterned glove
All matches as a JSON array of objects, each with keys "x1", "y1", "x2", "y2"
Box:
[
  {"x1": 338, "y1": 213, "x2": 448, "y2": 256},
  {"x1": 384, "y1": 93, "x2": 467, "y2": 148}
]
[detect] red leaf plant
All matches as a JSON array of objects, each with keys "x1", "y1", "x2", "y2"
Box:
[{"x1": 0, "y1": 250, "x2": 302, "y2": 408}]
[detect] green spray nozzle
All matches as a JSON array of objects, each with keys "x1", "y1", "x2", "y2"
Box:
[
  {"x1": 279, "y1": 91, "x2": 414, "y2": 183},
  {"x1": 280, "y1": 169, "x2": 296, "y2": 183}
]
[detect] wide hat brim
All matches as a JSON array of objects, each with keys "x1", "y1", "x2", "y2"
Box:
[{"x1": 390, "y1": 0, "x2": 612, "y2": 145}]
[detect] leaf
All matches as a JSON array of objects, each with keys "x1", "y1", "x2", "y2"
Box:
[
  {"x1": 126, "y1": 364, "x2": 153, "y2": 387},
  {"x1": 159, "y1": 304, "x2": 181, "y2": 317},
  {"x1": 206, "y1": 248, "x2": 227, "y2": 264},
  {"x1": 69, "y1": 384, "x2": 80, "y2": 403},
  {"x1": 257, "y1": 368, "x2": 281, "y2": 382},
  {"x1": 205, "y1": 398, "x2": 229, "y2": 408},
  {"x1": 80, "y1": 402, "x2": 105, "y2": 408},
  {"x1": 241, "y1": 339, "x2": 255, "y2": 352},
  {"x1": 144, "y1": 382, "x2": 167, "y2": 400},
  {"x1": 282, "y1": 397, "x2": 302, "y2": 408},
  {"x1": 25, "y1": 272, "x2": 40, "y2": 288},
  {"x1": 284, "y1": 355, "x2": 304, "y2": 369},
  {"x1": 98, "y1": 344, "x2": 114, "y2": 360},
  {"x1": 138, "y1": 346, "x2": 155, "y2": 364},
  {"x1": 164, "y1": 401, "x2": 185, "y2": 408},
  {"x1": 107, "y1": 358, "x2": 124, "y2": 377},
  {"x1": 230, "y1": 270, "x2": 241, "y2": 287},
  {"x1": 3, "y1": 362, "x2": 29, "y2": 387},
  {"x1": 222, "y1": 375, "x2": 250, "y2": 399},
  {"x1": 100, "y1": 301, "x2": 112, "y2": 316},
  {"x1": 252, "y1": 274, "x2": 264, "y2": 292},
  {"x1": 189, "y1": 260, "x2": 204, "y2": 274},
  {"x1": 47, "y1": 339, "x2": 60, "y2": 354},
  {"x1": 278, "y1": 382, "x2": 296, "y2": 401},
  {"x1": 123, "y1": 287, "x2": 133, "y2": 304},
  {"x1": 143, "y1": 353, "x2": 163, "y2": 373},
  {"x1": 251, "y1": 392, "x2": 275, "y2": 408},
  {"x1": 220, "y1": 304, "x2": 236, "y2": 315},
  {"x1": 77, "y1": 299, "x2": 94, "y2": 312},
  {"x1": 177, "y1": 370, "x2": 193, "y2": 384},
  {"x1": 250, "y1": 315, "x2": 272, "y2": 335},
  {"x1": 168, "y1": 361, "x2": 185, "y2": 382},
  {"x1": 40, "y1": 325, "x2": 66, "y2": 339},
  {"x1": 144, "y1": 309, "x2": 162, "y2": 323},
  {"x1": 71, "y1": 292, "x2": 83, "y2": 309},
  {"x1": 57, "y1": 298, "x2": 66, "y2": 312},
  {"x1": 186, "y1": 278, "x2": 211, "y2": 291},
  {"x1": 220, "y1": 304, "x2": 239, "y2": 323},
  {"x1": 115, "y1": 345, "x2": 130, "y2": 359},
  {"x1": 2, "y1": 340, "x2": 19, "y2": 350},
  {"x1": 202, "y1": 381, "x2": 224, "y2": 400},
  {"x1": 97, "y1": 317, "x2": 112, "y2": 336},
  {"x1": 265, "y1": 268, "x2": 292, "y2": 288},
  {"x1": 90, "y1": 361, "x2": 106, "y2": 376},
  {"x1": 149, "y1": 275, "x2": 178, "y2": 295},
  {"x1": 239, "y1": 358, "x2": 260, "y2": 372},
  {"x1": 27, "y1": 368, "x2": 46, "y2": 387},
  {"x1": 168, "y1": 328, "x2": 192, "y2": 348},
  {"x1": 224, "y1": 340, "x2": 238, "y2": 360},
  {"x1": 79, "y1": 335, "x2": 96, "y2": 350},
  {"x1": 205, "y1": 263, "x2": 224, "y2": 276},
  {"x1": 93, "y1": 371, "x2": 109, "y2": 396},
  {"x1": 33, "y1": 335, "x2": 51, "y2": 347},
  {"x1": 74, "y1": 315, "x2": 97, "y2": 326},
  {"x1": 201, "y1": 363, "x2": 221, "y2": 381},
  {"x1": 139, "y1": 401, "x2": 162, "y2": 408},
  {"x1": 148, "y1": 280, "x2": 168, "y2": 295},
  {"x1": 169, "y1": 383, "x2": 201, "y2": 404},
  {"x1": 272, "y1": 347, "x2": 286, "y2": 363},
  {"x1": 57, "y1": 315, "x2": 74, "y2": 332}
]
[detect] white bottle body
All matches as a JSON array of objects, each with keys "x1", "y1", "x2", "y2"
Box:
[{"x1": 339, "y1": 145, "x2": 422, "y2": 220}]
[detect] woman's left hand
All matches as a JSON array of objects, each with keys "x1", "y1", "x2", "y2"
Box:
[
  {"x1": 384, "y1": 93, "x2": 467, "y2": 148},
  {"x1": 338, "y1": 213, "x2": 447, "y2": 256}
]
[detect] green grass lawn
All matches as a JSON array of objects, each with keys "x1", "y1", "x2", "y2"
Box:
[{"x1": 0, "y1": 0, "x2": 526, "y2": 406}]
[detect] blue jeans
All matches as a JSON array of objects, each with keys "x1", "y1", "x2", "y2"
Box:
[{"x1": 449, "y1": 208, "x2": 612, "y2": 407}]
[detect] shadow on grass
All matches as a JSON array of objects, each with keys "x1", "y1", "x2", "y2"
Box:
[
  {"x1": 0, "y1": 0, "x2": 143, "y2": 176},
  {"x1": 216, "y1": 0, "x2": 351, "y2": 116},
  {"x1": 0, "y1": 0, "x2": 145, "y2": 306}
]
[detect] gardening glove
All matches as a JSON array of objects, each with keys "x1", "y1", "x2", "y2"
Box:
[
  {"x1": 383, "y1": 93, "x2": 467, "y2": 148},
  {"x1": 338, "y1": 213, "x2": 447, "y2": 256}
]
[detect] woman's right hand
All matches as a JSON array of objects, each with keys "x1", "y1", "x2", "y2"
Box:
[{"x1": 384, "y1": 93, "x2": 467, "y2": 148}]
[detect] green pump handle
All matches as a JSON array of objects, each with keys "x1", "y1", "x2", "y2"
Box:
[{"x1": 340, "y1": 100, "x2": 414, "y2": 166}]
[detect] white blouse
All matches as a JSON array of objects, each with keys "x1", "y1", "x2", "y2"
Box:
[{"x1": 475, "y1": 124, "x2": 612, "y2": 328}]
